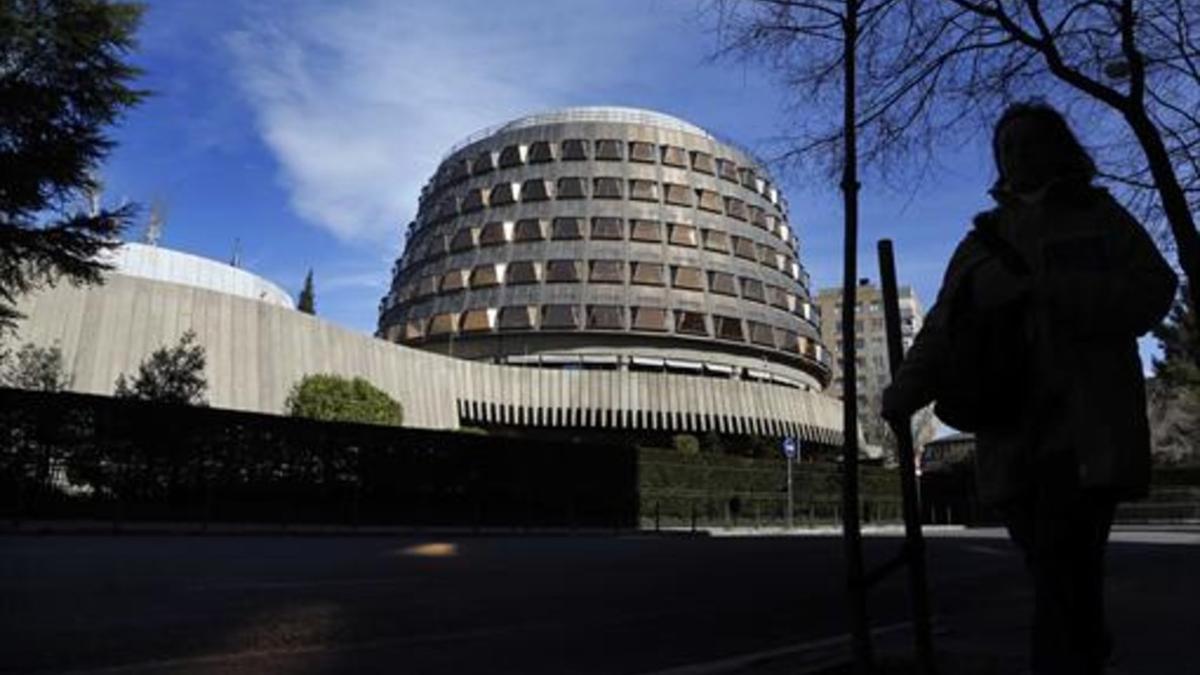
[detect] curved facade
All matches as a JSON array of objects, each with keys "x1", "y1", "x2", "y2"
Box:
[
  {"x1": 100, "y1": 242, "x2": 293, "y2": 308},
  {"x1": 379, "y1": 107, "x2": 831, "y2": 390}
]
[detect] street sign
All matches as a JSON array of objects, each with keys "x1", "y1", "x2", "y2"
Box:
[{"x1": 782, "y1": 437, "x2": 797, "y2": 460}]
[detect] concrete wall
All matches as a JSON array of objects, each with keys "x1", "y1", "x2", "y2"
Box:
[{"x1": 12, "y1": 274, "x2": 845, "y2": 443}]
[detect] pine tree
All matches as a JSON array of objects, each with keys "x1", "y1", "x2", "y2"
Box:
[
  {"x1": 298, "y1": 269, "x2": 315, "y2": 315},
  {"x1": 1152, "y1": 285, "x2": 1200, "y2": 395},
  {"x1": 0, "y1": 1, "x2": 146, "y2": 331}
]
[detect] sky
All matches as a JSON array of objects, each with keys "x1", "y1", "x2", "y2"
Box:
[{"x1": 100, "y1": 0, "x2": 1156, "y2": 365}]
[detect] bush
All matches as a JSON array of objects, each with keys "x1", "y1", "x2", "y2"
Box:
[
  {"x1": 285, "y1": 374, "x2": 403, "y2": 426},
  {"x1": 672, "y1": 434, "x2": 700, "y2": 455},
  {"x1": 114, "y1": 330, "x2": 207, "y2": 405}
]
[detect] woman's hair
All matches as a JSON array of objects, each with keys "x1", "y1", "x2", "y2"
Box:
[{"x1": 991, "y1": 101, "x2": 1096, "y2": 197}]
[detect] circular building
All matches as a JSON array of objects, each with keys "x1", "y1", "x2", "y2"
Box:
[{"x1": 378, "y1": 107, "x2": 830, "y2": 391}]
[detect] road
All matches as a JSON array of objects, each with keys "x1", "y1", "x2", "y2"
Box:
[{"x1": 1, "y1": 530, "x2": 1196, "y2": 674}]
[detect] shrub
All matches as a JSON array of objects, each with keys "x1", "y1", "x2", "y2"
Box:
[{"x1": 285, "y1": 374, "x2": 403, "y2": 426}]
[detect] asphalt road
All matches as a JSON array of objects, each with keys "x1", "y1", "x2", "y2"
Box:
[{"x1": 1, "y1": 530, "x2": 1196, "y2": 674}]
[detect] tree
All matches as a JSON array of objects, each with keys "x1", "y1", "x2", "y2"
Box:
[
  {"x1": 285, "y1": 374, "x2": 403, "y2": 426},
  {"x1": 114, "y1": 330, "x2": 208, "y2": 405},
  {"x1": 0, "y1": 342, "x2": 71, "y2": 391},
  {"x1": 0, "y1": 1, "x2": 146, "y2": 331},
  {"x1": 297, "y1": 269, "x2": 315, "y2": 315},
  {"x1": 1153, "y1": 284, "x2": 1200, "y2": 393},
  {"x1": 713, "y1": 0, "x2": 1200, "y2": 324}
]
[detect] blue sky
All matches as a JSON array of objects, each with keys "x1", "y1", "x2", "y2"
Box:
[{"x1": 102, "y1": 0, "x2": 1155, "y2": 365}]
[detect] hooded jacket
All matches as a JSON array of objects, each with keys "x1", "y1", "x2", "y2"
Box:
[{"x1": 889, "y1": 186, "x2": 1177, "y2": 504}]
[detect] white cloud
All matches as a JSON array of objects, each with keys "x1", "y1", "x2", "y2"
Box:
[{"x1": 226, "y1": 0, "x2": 654, "y2": 245}]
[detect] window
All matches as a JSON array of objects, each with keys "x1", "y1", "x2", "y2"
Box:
[
  {"x1": 445, "y1": 159, "x2": 470, "y2": 184},
  {"x1": 428, "y1": 313, "x2": 458, "y2": 335},
  {"x1": 691, "y1": 151, "x2": 715, "y2": 174},
  {"x1": 749, "y1": 322, "x2": 775, "y2": 347},
  {"x1": 595, "y1": 139, "x2": 623, "y2": 160},
  {"x1": 629, "y1": 141, "x2": 656, "y2": 163},
  {"x1": 461, "y1": 188, "x2": 487, "y2": 213},
  {"x1": 675, "y1": 310, "x2": 709, "y2": 335},
  {"x1": 593, "y1": 177, "x2": 623, "y2": 199},
  {"x1": 708, "y1": 271, "x2": 738, "y2": 296},
  {"x1": 630, "y1": 219, "x2": 663, "y2": 242},
  {"x1": 433, "y1": 197, "x2": 458, "y2": 222},
  {"x1": 513, "y1": 218, "x2": 545, "y2": 241},
  {"x1": 661, "y1": 145, "x2": 688, "y2": 167},
  {"x1": 521, "y1": 179, "x2": 551, "y2": 201},
  {"x1": 778, "y1": 329, "x2": 801, "y2": 353},
  {"x1": 416, "y1": 275, "x2": 438, "y2": 298},
  {"x1": 561, "y1": 138, "x2": 589, "y2": 160},
  {"x1": 631, "y1": 262, "x2": 665, "y2": 285},
  {"x1": 716, "y1": 158, "x2": 739, "y2": 182},
  {"x1": 478, "y1": 221, "x2": 506, "y2": 246},
  {"x1": 551, "y1": 217, "x2": 583, "y2": 240},
  {"x1": 748, "y1": 205, "x2": 766, "y2": 229},
  {"x1": 545, "y1": 259, "x2": 581, "y2": 283},
  {"x1": 498, "y1": 144, "x2": 523, "y2": 168},
  {"x1": 757, "y1": 244, "x2": 777, "y2": 268},
  {"x1": 472, "y1": 150, "x2": 495, "y2": 175},
  {"x1": 741, "y1": 278, "x2": 766, "y2": 302},
  {"x1": 663, "y1": 183, "x2": 692, "y2": 206},
  {"x1": 556, "y1": 177, "x2": 587, "y2": 199},
  {"x1": 440, "y1": 270, "x2": 467, "y2": 292},
  {"x1": 628, "y1": 179, "x2": 658, "y2": 202},
  {"x1": 632, "y1": 307, "x2": 668, "y2": 332},
  {"x1": 450, "y1": 228, "x2": 476, "y2": 252},
  {"x1": 424, "y1": 235, "x2": 449, "y2": 258},
  {"x1": 587, "y1": 305, "x2": 625, "y2": 330},
  {"x1": 589, "y1": 260, "x2": 625, "y2": 284},
  {"x1": 506, "y1": 260, "x2": 540, "y2": 284},
  {"x1": 541, "y1": 304, "x2": 582, "y2": 329},
  {"x1": 590, "y1": 217, "x2": 624, "y2": 240},
  {"x1": 403, "y1": 318, "x2": 427, "y2": 340},
  {"x1": 672, "y1": 266, "x2": 705, "y2": 290},
  {"x1": 703, "y1": 229, "x2": 730, "y2": 253},
  {"x1": 725, "y1": 197, "x2": 748, "y2": 221},
  {"x1": 714, "y1": 315, "x2": 745, "y2": 341},
  {"x1": 697, "y1": 189, "x2": 723, "y2": 213},
  {"x1": 738, "y1": 167, "x2": 757, "y2": 189},
  {"x1": 470, "y1": 264, "x2": 500, "y2": 288},
  {"x1": 527, "y1": 141, "x2": 554, "y2": 163},
  {"x1": 668, "y1": 223, "x2": 698, "y2": 247},
  {"x1": 489, "y1": 182, "x2": 516, "y2": 206},
  {"x1": 768, "y1": 286, "x2": 790, "y2": 309},
  {"x1": 460, "y1": 309, "x2": 492, "y2": 333},
  {"x1": 733, "y1": 236, "x2": 758, "y2": 261},
  {"x1": 498, "y1": 305, "x2": 536, "y2": 330}
]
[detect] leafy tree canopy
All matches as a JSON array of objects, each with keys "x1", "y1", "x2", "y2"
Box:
[
  {"x1": 285, "y1": 374, "x2": 403, "y2": 427},
  {"x1": 114, "y1": 330, "x2": 208, "y2": 405},
  {"x1": 0, "y1": 341, "x2": 71, "y2": 391},
  {"x1": 1, "y1": 0, "x2": 146, "y2": 331}
]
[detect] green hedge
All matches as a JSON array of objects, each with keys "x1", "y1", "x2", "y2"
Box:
[{"x1": 637, "y1": 447, "x2": 902, "y2": 525}]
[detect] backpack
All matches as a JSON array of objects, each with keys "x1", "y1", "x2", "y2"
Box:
[{"x1": 933, "y1": 223, "x2": 1033, "y2": 432}]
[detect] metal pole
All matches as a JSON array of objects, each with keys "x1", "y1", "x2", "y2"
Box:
[
  {"x1": 879, "y1": 239, "x2": 936, "y2": 674},
  {"x1": 839, "y1": 2, "x2": 873, "y2": 672},
  {"x1": 787, "y1": 454, "x2": 794, "y2": 530}
]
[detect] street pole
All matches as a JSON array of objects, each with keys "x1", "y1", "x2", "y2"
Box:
[
  {"x1": 879, "y1": 239, "x2": 936, "y2": 674},
  {"x1": 787, "y1": 453, "x2": 794, "y2": 530}
]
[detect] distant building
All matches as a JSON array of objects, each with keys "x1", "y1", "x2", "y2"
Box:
[
  {"x1": 815, "y1": 279, "x2": 936, "y2": 457},
  {"x1": 14, "y1": 107, "x2": 850, "y2": 446}
]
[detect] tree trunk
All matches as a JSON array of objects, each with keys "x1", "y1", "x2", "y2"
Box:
[{"x1": 1123, "y1": 107, "x2": 1200, "y2": 328}]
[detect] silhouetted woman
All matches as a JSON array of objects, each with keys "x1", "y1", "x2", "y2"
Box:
[{"x1": 883, "y1": 102, "x2": 1177, "y2": 674}]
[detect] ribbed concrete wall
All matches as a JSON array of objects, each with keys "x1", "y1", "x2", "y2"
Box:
[{"x1": 13, "y1": 274, "x2": 844, "y2": 444}]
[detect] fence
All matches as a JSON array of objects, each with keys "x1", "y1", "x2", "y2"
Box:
[
  {"x1": 0, "y1": 388, "x2": 638, "y2": 529},
  {"x1": 638, "y1": 448, "x2": 904, "y2": 530}
]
